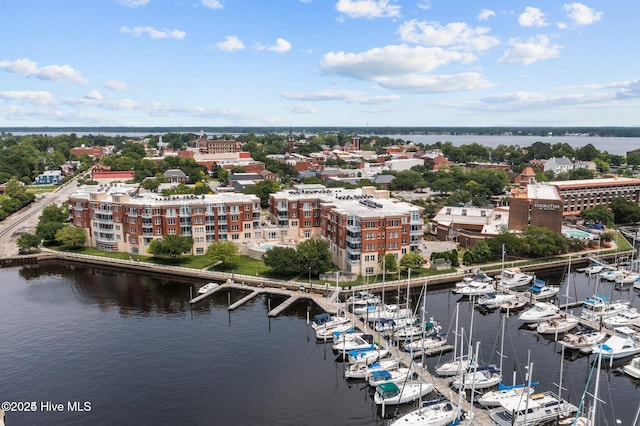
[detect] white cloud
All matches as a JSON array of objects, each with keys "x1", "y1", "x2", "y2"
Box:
[
  {"x1": 117, "y1": 0, "x2": 150, "y2": 7},
  {"x1": 321, "y1": 45, "x2": 475, "y2": 80},
  {"x1": 216, "y1": 36, "x2": 245, "y2": 51},
  {"x1": 563, "y1": 3, "x2": 602, "y2": 26},
  {"x1": 335, "y1": 0, "x2": 401, "y2": 20},
  {"x1": 417, "y1": 0, "x2": 430, "y2": 10},
  {"x1": 398, "y1": 20, "x2": 499, "y2": 51},
  {"x1": 120, "y1": 26, "x2": 186, "y2": 40},
  {"x1": 374, "y1": 73, "x2": 493, "y2": 93},
  {"x1": 519, "y1": 7, "x2": 547, "y2": 27},
  {"x1": 478, "y1": 9, "x2": 495, "y2": 21},
  {"x1": 202, "y1": 0, "x2": 223, "y2": 10},
  {"x1": 0, "y1": 90, "x2": 56, "y2": 105},
  {"x1": 286, "y1": 104, "x2": 318, "y2": 113},
  {"x1": 281, "y1": 89, "x2": 364, "y2": 101},
  {"x1": 499, "y1": 35, "x2": 560, "y2": 65},
  {"x1": 105, "y1": 79, "x2": 133, "y2": 91},
  {"x1": 84, "y1": 90, "x2": 103, "y2": 100},
  {"x1": 0, "y1": 58, "x2": 88, "y2": 85},
  {"x1": 351, "y1": 95, "x2": 401, "y2": 104},
  {"x1": 267, "y1": 38, "x2": 292, "y2": 53}
]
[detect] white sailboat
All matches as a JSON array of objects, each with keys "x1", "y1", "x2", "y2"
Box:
[
  {"x1": 373, "y1": 381, "x2": 434, "y2": 405},
  {"x1": 390, "y1": 397, "x2": 462, "y2": 426},
  {"x1": 344, "y1": 357, "x2": 400, "y2": 380}
]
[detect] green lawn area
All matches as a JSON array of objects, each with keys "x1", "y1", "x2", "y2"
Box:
[{"x1": 26, "y1": 185, "x2": 58, "y2": 194}]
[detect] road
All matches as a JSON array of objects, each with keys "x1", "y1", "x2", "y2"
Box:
[{"x1": 0, "y1": 179, "x2": 80, "y2": 257}]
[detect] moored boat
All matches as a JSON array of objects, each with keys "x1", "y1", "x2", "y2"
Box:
[
  {"x1": 373, "y1": 381, "x2": 434, "y2": 405},
  {"x1": 489, "y1": 391, "x2": 578, "y2": 425},
  {"x1": 197, "y1": 282, "x2": 219, "y2": 294},
  {"x1": 478, "y1": 382, "x2": 538, "y2": 408},
  {"x1": 559, "y1": 329, "x2": 607, "y2": 351},
  {"x1": 311, "y1": 313, "x2": 350, "y2": 331},
  {"x1": 536, "y1": 314, "x2": 579, "y2": 335},
  {"x1": 344, "y1": 358, "x2": 400, "y2": 380},
  {"x1": 591, "y1": 330, "x2": 640, "y2": 360},
  {"x1": 518, "y1": 302, "x2": 560, "y2": 323},
  {"x1": 390, "y1": 397, "x2": 462, "y2": 426},
  {"x1": 496, "y1": 268, "x2": 534, "y2": 289},
  {"x1": 621, "y1": 356, "x2": 640, "y2": 379}
]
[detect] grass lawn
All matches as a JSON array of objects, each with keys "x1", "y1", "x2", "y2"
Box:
[{"x1": 26, "y1": 185, "x2": 58, "y2": 194}]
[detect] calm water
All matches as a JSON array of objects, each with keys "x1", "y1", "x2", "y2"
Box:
[{"x1": 1, "y1": 262, "x2": 639, "y2": 425}]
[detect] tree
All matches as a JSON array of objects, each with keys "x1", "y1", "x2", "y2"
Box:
[
  {"x1": 242, "y1": 180, "x2": 280, "y2": 208},
  {"x1": 522, "y1": 226, "x2": 568, "y2": 257},
  {"x1": 470, "y1": 239, "x2": 492, "y2": 263},
  {"x1": 55, "y1": 225, "x2": 87, "y2": 247},
  {"x1": 379, "y1": 253, "x2": 398, "y2": 274},
  {"x1": 399, "y1": 252, "x2": 424, "y2": 270},
  {"x1": 140, "y1": 178, "x2": 160, "y2": 192},
  {"x1": 296, "y1": 237, "x2": 333, "y2": 275},
  {"x1": 580, "y1": 205, "x2": 614, "y2": 227},
  {"x1": 147, "y1": 235, "x2": 193, "y2": 258},
  {"x1": 17, "y1": 232, "x2": 40, "y2": 253},
  {"x1": 207, "y1": 241, "x2": 239, "y2": 268},
  {"x1": 262, "y1": 246, "x2": 301, "y2": 275},
  {"x1": 40, "y1": 204, "x2": 68, "y2": 223},
  {"x1": 390, "y1": 170, "x2": 426, "y2": 190},
  {"x1": 36, "y1": 221, "x2": 65, "y2": 243}
]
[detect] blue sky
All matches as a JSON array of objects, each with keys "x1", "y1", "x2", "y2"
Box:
[{"x1": 1, "y1": 0, "x2": 638, "y2": 127}]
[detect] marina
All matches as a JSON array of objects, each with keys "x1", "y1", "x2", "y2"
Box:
[{"x1": 1, "y1": 260, "x2": 640, "y2": 425}]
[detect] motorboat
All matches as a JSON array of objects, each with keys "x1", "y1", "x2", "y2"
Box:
[
  {"x1": 616, "y1": 271, "x2": 640, "y2": 286},
  {"x1": 478, "y1": 382, "x2": 538, "y2": 408},
  {"x1": 584, "y1": 263, "x2": 605, "y2": 275},
  {"x1": 591, "y1": 330, "x2": 640, "y2": 360},
  {"x1": 518, "y1": 302, "x2": 560, "y2": 323},
  {"x1": 373, "y1": 317, "x2": 416, "y2": 334},
  {"x1": 352, "y1": 301, "x2": 384, "y2": 316},
  {"x1": 364, "y1": 304, "x2": 413, "y2": 322},
  {"x1": 451, "y1": 364, "x2": 502, "y2": 390},
  {"x1": 344, "y1": 358, "x2": 400, "y2": 380},
  {"x1": 332, "y1": 334, "x2": 375, "y2": 352},
  {"x1": 453, "y1": 280, "x2": 494, "y2": 296},
  {"x1": 477, "y1": 292, "x2": 517, "y2": 309},
  {"x1": 559, "y1": 330, "x2": 607, "y2": 352},
  {"x1": 603, "y1": 307, "x2": 640, "y2": 329},
  {"x1": 368, "y1": 367, "x2": 415, "y2": 387},
  {"x1": 524, "y1": 279, "x2": 560, "y2": 301},
  {"x1": 434, "y1": 355, "x2": 471, "y2": 377},
  {"x1": 536, "y1": 314, "x2": 579, "y2": 334},
  {"x1": 197, "y1": 282, "x2": 219, "y2": 294},
  {"x1": 455, "y1": 273, "x2": 493, "y2": 288},
  {"x1": 402, "y1": 332, "x2": 448, "y2": 354},
  {"x1": 390, "y1": 397, "x2": 462, "y2": 426},
  {"x1": 346, "y1": 290, "x2": 380, "y2": 307},
  {"x1": 348, "y1": 348, "x2": 391, "y2": 365},
  {"x1": 499, "y1": 297, "x2": 528, "y2": 312},
  {"x1": 621, "y1": 356, "x2": 640, "y2": 379},
  {"x1": 600, "y1": 268, "x2": 625, "y2": 282},
  {"x1": 315, "y1": 323, "x2": 354, "y2": 341},
  {"x1": 496, "y1": 268, "x2": 534, "y2": 289},
  {"x1": 489, "y1": 391, "x2": 578, "y2": 426},
  {"x1": 373, "y1": 381, "x2": 434, "y2": 405},
  {"x1": 580, "y1": 295, "x2": 630, "y2": 324},
  {"x1": 311, "y1": 313, "x2": 350, "y2": 331}
]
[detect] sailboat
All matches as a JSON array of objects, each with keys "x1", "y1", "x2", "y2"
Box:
[
  {"x1": 390, "y1": 396, "x2": 463, "y2": 426},
  {"x1": 478, "y1": 355, "x2": 538, "y2": 408},
  {"x1": 434, "y1": 304, "x2": 471, "y2": 377}
]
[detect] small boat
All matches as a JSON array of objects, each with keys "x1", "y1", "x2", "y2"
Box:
[
  {"x1": 524, "y1": 279, "x2": 560, "y2": 301},
  {"x1": 615, "y1": 271, "x2": 640, "y2": 286},
  {"x1": 344, "y1": 358, "x2": 400, "y2": 380},
  {"x1": 455, "y1": 273, "x2": 493, "y2": 288},
  {"x1": 584, "y1": 263, "x2": 605, "y2": 275},
  {"x1": 478, "y1": 382, "x2": 538, "y2": 408},
  {"x1": 454, "y1": 280, "x2": 494, "y2": 296},
  {"x1": 348, "y1": 348, "x2": 390, "y2": 365},
  {"x1": 434, "y1": 355, "x2": 471, "y2": 377},
  {"x1": 365, "y1": 304, "x2": 413, "y2": 322},
  {"x1": 452, "y1": 364, "x2": 502, "y2": 390},
  {"x1": 489, "y1": 391, "x2": 578, "y2": 425},
  {"x1": 373, "y1": 381, "x2": 434, "y2": 405},
  {"x1": 580, "y1": 295, "x2": 631, "y2": 324},
  {"x1": 311, "y1": 313, "x2": 349, "y2": 331},
  {"x1": 518, "y1": 302, "x2": 560, "y2": 323},
  {"x1": 536, "y1": 314, "x2": 579, "y2": 335},
  {"x1": 315, "y1": 323, "x2": 354, "y2": 341},
  {"x1": 390, "y1": 397, "x2": 462, "y2": 426},
  {"x1": 600, "y1": 268, "x2": 625, "y2": 282},
  {"x1": 332, "y1": 334, "x2": 374, "y2": 352},
  {"x1": 621, "y1": 356, "x2": 640, "y2": 379},
  {"x1": 603, "y1": 307, "x2": 640, "y2": 329},
  {"x1": 197, "y1": 282, "x2": 219, "y2": 294},
  {"x1": 477, "y1": 292, "x2": 517, "y2": 309},
  {"x1": 559, "y1": 330, "x2": 607, "y2": 351},
  {"x1": 393, "y1": 319, "x2": 441, "y2": 342},
  {"x1": 496, "y1": 268, "x2": 534, "y2": 289},
  {"x1": 346, "y1": 290, "x2": 380, "y2": 307},
  {"x1": 499, "y1": 297, "x2": 528, "y2": 312},
  {"x1": 368, "y1": 367, "x2": 415, "y2": 387},
  {"x1": 591, "y1": 331, "x2": 640, "y2": 360},
  {"x1": 373, "y1": 317, "x2": 416, "y2": 333},
  {"x1": 402, "y1": 332, "x2": 448, "y2": 354}
]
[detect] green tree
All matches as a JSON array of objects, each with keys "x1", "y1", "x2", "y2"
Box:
[
  {"x1": 140, "y1": 178, "x2": 160, "y2": 192},
  {"x1": 296, "y1": 237, "x2": 333, "y2": 275},
  {"x1": 262, "y1": 246, "x2": 301, "y2": 275},
  {"x1": 36, "y1": 221, "x2": 65, "y2": 243},
  {"x1": 522, "y1": 226, "x2": 568, "y2": 257},
  {"x1": 470, "y1": 239, "x2": 492, "y2": 263},
  {"x1": 399, "y1": 252, "x2": 424, "y2": 270},
  {"x1": 55, "y1": 225, "x2": 87, "y2": 247},
  {"x1": 610, "y1": 197, "x2": 640, "y2": 224},
  {"x1": 242, "y1": 180, "x2": 280, "y2": 208},
  {"x1": 379, "y1": 253, "x2": 398, "y2": 274},
  {"x1": 206, "y1": 241, "x2": 239, "y2": 268},
  {"x1": 147, "y1": 235, "x2": 193, "y2": 258},
  {"x1": 17, "y1": 232, "x2": 40, "y2": 253},
  {"x1": 580, "y1": 205, "x2": 614, "y2": 227}
]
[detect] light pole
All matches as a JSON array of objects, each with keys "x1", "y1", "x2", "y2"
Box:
[{"x1": 308, "y1": 266, "x2": 312, "y2": 290}]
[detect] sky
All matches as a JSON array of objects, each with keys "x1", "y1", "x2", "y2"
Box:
[{"x1": 1, "y1": 0, "x2": 639, "y2": 128}]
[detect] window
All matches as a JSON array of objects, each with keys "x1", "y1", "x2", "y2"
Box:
[
  {"x1": 155, "y1": 228, "x2": 162, "y2": 234},
  {"x1": 168, "y1": 229, "x2": 176, "y2": 235},
  {"x1": 231, "y1": 215, "x2": 239, "y2": 221},
  {"x1": 244, "y1": 223, "x2": 251, "y2": 229},
  {"x1": 231, "y1": 225, "x2": 239, "y2": 231},
  {"x1": 167, "y1": 218, "x2": 176, "y2": 225},
  {"x1": 155, "y1": 218, "x2": 162, "y2": 225},
  {"x1": 304, "y1": 230, "x2": 311, "y2": 238},
  {"x1": 365, "y1": 267, "x2": 374, "y2": 275},
  {"x1": 196, "y1": 248, "x2": 204, "y2": 255},
  {"x1": 244, "y1": 233, "x2": 251, "y2": 238},
  {"x1": 231, "y1": 234, "x2": 239, "y2": 240}
]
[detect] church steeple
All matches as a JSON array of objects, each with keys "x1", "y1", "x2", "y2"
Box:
[{"x1": 288, "y1": 126, "x2": 295, "y2": 153}]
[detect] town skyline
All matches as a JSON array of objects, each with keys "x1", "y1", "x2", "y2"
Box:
[{"x1": 2, "y1": 1, "x2": 638, "y2": 128}]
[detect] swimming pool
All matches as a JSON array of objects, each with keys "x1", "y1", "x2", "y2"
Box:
[
  {"x1": 563, "y1": 228, "x2": 594, "y2": 239},
  {"x1": 260, "y1": 244, "x2": 275, "y2": 250}
]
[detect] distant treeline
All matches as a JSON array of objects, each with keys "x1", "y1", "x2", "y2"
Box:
[{"x1": 2, "y1": 126, "x2": 640, "y2": 137}]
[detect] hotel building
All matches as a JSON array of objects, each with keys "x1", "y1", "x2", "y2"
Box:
[
  {"x1": 547, "y1": 177, "x2": 640, "y2": 217},
  {"x1": 268, "y1": 184, "x2": 423, "y2": 275},
  {"x1": 69, "y1": 184, "x2": 261, "y2": 255}
]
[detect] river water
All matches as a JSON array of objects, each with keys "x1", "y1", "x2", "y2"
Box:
[{"x1": 0, "y1": 262, "x2": 639, "y2": 425}]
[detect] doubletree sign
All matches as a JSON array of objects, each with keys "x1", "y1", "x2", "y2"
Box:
[{"x1": 533, "y1": 203, "x2": 562, "y2": 211}]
